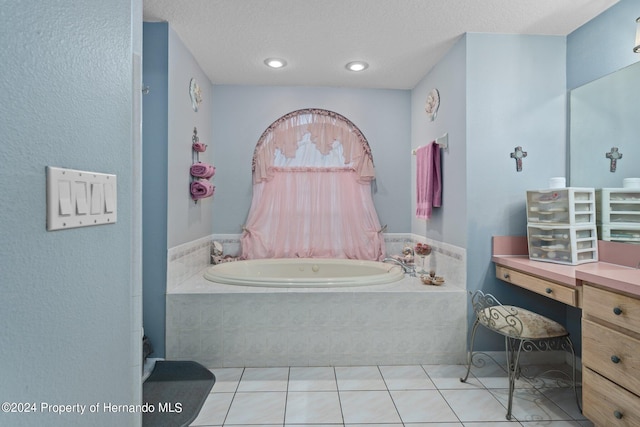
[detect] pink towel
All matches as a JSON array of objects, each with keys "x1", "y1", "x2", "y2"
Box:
[
  {"x1": 190, "y1": 162, "x2": 216, "y2": 179},
  {"x1": 416, "y1": 141, "x2": 441, "y2": 219},
  {"x1": 192, "y1": 142, "x2": 207, "y2": 152},
  {"x1": 190, "y1": 179, "x2": 215, "y2": 200}
]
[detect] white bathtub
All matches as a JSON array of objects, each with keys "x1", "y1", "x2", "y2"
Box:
[{"x1": 203, "y1": 258, "x2": 405, "y2": 287}]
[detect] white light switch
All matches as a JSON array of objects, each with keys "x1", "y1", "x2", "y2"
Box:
[
  {"x1": 75, "y1": 182, "x2": 88, "y2": 215},
  {"x1": 58, "y1": 181, "x2": 72, "y2": 216},
  {"x1": 46, "y1": 166, "x2": 117, "y2": 231},
  {"x1": 90, "y1": 183, "x2": 103, "y2": 215},
  {"x1": 104, "y1": 183, "x2": 115, "y2": 213}
]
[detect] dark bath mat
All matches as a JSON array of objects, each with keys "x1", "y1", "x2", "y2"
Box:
[{"x1": 143, "y1": 360, "x2": 215, "y2": 427}]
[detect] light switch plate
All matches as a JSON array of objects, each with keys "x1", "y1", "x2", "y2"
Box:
[{"x1": 46, "y1": 166, "x2": 117, "y2": 231}]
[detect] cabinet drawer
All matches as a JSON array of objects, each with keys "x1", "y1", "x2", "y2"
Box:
[
  {"x1": 583, "y1": 367, "x2": 640, "y2": 427},
  {"x1": 583, "y1": 318, "x2": 640, "y2": 396},
  {"x1": 495, "y1": 265, "x2": 578, "y2": 306},
  {"x1": 583, "y1": 285, "x2": 640, "y2": 332}
]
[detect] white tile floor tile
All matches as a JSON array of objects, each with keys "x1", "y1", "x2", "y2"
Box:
[
  {"x1": 209, "y1": 368, "x2": 243, "y2": 393},
  {"x1": 390, "y1": 389, "x2": 459, "y2": 423},
  {"x1": 189, "y1": 392, "x2": 233, "y2": 426},
  {"x1": 339, "y1": 390, "x2": 402, "y2": 424},
  {"x1": 284, "y1": 391, "x2": 343, "y2": 424},
  {"x1": 379, "y1": 364, "x2": 436, "y2": 390},
  {"x1": 189, "y1": 363, "x2": 588, "y2": 426},
  {"x1": 489, "y1": 387, "x2": 573, "y2": 423},
  {"x1": 236, "y1": 367, "x2": 289, "y2": 392},
  {"x1": 441, "y1": 388, "x2": 516, "y2": 423},
  {"x1": 335, "y1": 366, "x2": 387, "y2": 390},
  {"x1": 224, "y1": 391, "x2": 286, "y2": 425},
  {"x1": 288, "y1": 366, "x2": 337, "y2": 391}
]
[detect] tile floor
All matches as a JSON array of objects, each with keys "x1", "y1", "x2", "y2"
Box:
[{"x1": 189, "y1": 362, "x2": 593, "y2": 426}]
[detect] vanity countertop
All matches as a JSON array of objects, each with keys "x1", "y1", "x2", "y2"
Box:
[
  {"x1": 493, "y1": 236, "x2": 640, "y2": 298},
  {"x1": 575, "y1": 262, "x2": 640, "y2": 298}
]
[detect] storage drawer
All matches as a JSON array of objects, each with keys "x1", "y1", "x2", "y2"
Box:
[
  {"x1": 598, "y1": 224, "x2": 640, "y2": 244},
  {"x1": 527, "y1": 188, "x2": 595, "y2": 225},
  {"x1": 527, "y1": 225, "x2": 598, "y2": 265},
  {"x1": 582, "y1": 318, "x2": 640, "y2": 396},
  {"x1": 597, "y1": 189, "x2": 640, "y2": 225},
  {"x1": 583, "y1": 285, "x2": 640, "y2": 332},
  {"x1": 495, "y1": 265, "x2": 578, "y2": 307},
  {"x1": 583, "y1": 367, "x2": 640, "y2": 427}
]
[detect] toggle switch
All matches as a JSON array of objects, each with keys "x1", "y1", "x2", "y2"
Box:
[
  {"x1": 104, "y1": 182, "x2": 115, "y2": 213},
  {"x1": 58, "y1": 181, "x2": 72, "y2": 216},
  {"x1": 90, "y1": 183, "x2": 103, "y2": 215},
  {"x1": 75, "y1": 182, "x2": 88, "y2": 215}
]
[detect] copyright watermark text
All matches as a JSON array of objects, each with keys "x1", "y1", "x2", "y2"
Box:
[{"x1": 2, "y1": 401, "x2": 182, "y2": 415}]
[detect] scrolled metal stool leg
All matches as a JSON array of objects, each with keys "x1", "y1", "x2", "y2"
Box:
[
  {"x1": 460, "y1": 319, "x2": 480, "y2": 383},
  {"x1": 505, "y1": 338, "x2": 524, "y2": 421}
]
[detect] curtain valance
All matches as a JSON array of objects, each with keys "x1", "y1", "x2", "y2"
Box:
[{"x1": 251, "y1": 109, "x2": 375, "y2": 183}]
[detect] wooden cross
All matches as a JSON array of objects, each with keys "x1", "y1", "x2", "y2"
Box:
[
  {"x1": 606, "y1": 147, "x2": 623, "y2": 172},
  {"x1": 510, "y1": 146, "x2": 527, "y2": 172}
]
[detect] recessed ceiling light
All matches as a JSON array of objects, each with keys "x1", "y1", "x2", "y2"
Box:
[
  {"x1": 264, "y1": 58, "x2": 287, "y2": 69},
  {"x1": 345, "y1": 61, "x2": 369, "y2": 72}
]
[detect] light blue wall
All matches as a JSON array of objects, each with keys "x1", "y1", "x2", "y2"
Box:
[
  {"x1": 143, "y1": 22, "x2": 169, "y2": 359},
  {"x1": 412, "y1": 33, "x2": 568, "y2": 351},
  {"x1": 466, "y1": 33, "x2": 568, "y2": 349},
  {"x1": 211, "y1": 86, "x2": 411, "y2": 234},
  {"x1": 167, "y1": 27, "x2": 215, "y2": 248},
  {"x1": 0, "y1": 1, "x2": 141, "y2": 426},
  {"x1": 411, "y1": 35, "x2": 467, "y2": 247},
  {"x1": 567, "y1": 0, "x2": 640, "y2": 90},
  {"x1": 142, "y1": 23, "x2": 214, "y2": 357}
]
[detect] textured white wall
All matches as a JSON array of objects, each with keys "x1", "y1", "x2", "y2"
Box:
[{"x1": 0, "y1": 1, "x2": 141, "y2": 426}]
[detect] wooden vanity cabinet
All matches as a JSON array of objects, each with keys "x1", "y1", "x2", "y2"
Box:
[
  {"x1": 582, "y1": 283, "x2": 640, "y2": 426},
  {"x1": 495, "y1": 265, "x2": 579, "y2": 307}
]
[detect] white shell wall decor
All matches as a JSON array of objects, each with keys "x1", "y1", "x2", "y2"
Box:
[
  {"x1": 425, "y1": 88, "x2": 440, "y2": 121},
  {"x1": 189, "y1": 78, "x2": 203, "y2": 112}
]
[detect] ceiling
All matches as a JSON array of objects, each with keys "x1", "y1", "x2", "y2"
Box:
[{"x1": 143, "y1": 0, "x2": 618, "y2": 90}]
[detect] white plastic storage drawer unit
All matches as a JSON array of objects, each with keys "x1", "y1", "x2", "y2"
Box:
[
  {"x1": 526, "y1": 188, "x2": 596, "y2": 225},
  {"x1": 598, "y1": 224, "x2": 640, "y2": 245},
  {"x1": 527, "y1": 224, "x2": 598, "y2": 265},
  {"x1": 596, "y1": 188, "x2": 640, "y2": 225}
]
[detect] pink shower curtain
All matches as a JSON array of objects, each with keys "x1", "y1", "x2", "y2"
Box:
[{"x1": 241, "y1": 167, "x2": 385, "y2": 260}]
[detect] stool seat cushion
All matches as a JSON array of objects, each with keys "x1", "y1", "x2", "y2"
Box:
[{"x1": 478, "y1": 305, "x2": 568, "y2": 339}]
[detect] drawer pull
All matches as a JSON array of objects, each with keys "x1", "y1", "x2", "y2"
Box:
[
  {"x1": 611, "y1": 355, "x2": 621, "y2": 364},
  {"x1": 613, "y1": 306, "x2": 623, "y2": 316},
  {"x1": 614, "y1": 410, "x2": 623, "y2": 419},
  {"x1": 503, "y1": 273, "x2": 510, "y2": 280},
  {"x1": 545, "y1": 287, "x2": 552, "y2": 294}
]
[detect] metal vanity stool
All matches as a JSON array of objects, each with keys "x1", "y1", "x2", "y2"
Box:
[{"x1": 460, "y1": 290, "x2": 581, "y2": 420}]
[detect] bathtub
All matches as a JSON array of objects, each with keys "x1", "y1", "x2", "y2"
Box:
[{"x1": 203, "y1": 258, "x2": 405, "y2": 287}]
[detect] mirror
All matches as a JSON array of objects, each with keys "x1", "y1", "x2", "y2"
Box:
[
  {"x1": 568, "y1": 61, "x2": 640, "y2": 244},
  {"x1": 569, "y1": 61, "x2": 640, "y2": 187}
]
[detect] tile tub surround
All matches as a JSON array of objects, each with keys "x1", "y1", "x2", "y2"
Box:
[
  {"x1": 166, "y1": 234, "x2": 467, "y2": 368},
  {"x1": 167, "y1": 234, "x2": 216, "y2": 290},
  {"x1": 167, "y1": 233, "x2": 466, "y2": 291},
  {"x1": 167, "y1": 275, "x2": 467, "y2": 368}
]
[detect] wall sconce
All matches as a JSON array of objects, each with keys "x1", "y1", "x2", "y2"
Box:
[{"x1": 634, "y1": 17, "x2": 640, "y2": 53}]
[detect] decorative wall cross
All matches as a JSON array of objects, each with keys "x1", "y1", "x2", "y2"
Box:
[
  {"x1": 606, "y1": 147, "x2": 623, "y2": 172},
  {"x1": 510, "y1": 146, "x2": 527, "y2": 172}
]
